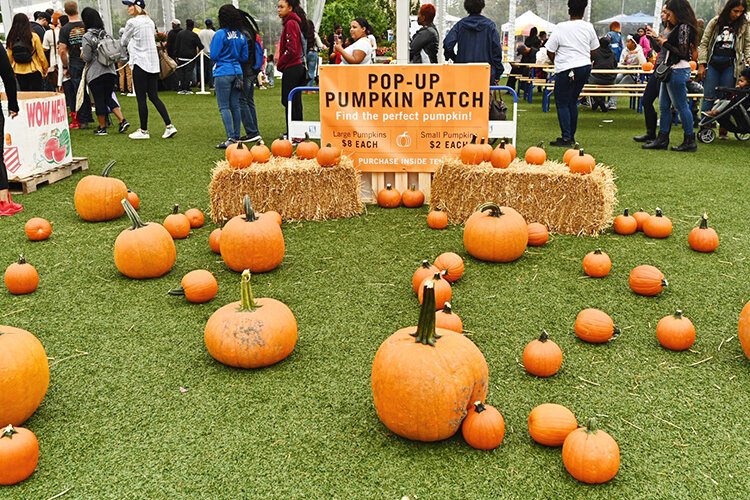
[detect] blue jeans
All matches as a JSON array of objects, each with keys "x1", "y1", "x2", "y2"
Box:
[
  {"x1": 306, "y1": 51, "x2": 318, "y2": 86},
  {"x1": 215, "y1": 75, "x2": 241, "y2": 140},
  {"x1": 659, "y1": 68, "x2": 693, "y2": 133},
  {"x1": 700, "y1": 62, "x2": 736, "y2": 112},
  {"x1": 240, "y1": 72, "x2": 259, "y2": 137},
  {"x1": 553, "y1": 65, "x2": 591, "y2": 142}
]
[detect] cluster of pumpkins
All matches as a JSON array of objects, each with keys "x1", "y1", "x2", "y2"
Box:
[{"x1": 225, "y1": 135, "x2": 341, "y2": 169}]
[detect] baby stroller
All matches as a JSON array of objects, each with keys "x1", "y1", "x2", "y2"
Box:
[{"x1": 697, "y1": 87, "x2": 750, "y2": 143}]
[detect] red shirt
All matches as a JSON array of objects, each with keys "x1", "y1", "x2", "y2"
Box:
[{"x1": 277, "y1": 12, "x2": 304, "y2": 71}]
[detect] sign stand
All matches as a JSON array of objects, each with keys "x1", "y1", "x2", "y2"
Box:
[{"x1": 196, "y1": 53, "x2": 211, "y2": 95}]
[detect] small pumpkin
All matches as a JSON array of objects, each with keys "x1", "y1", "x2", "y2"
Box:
[
  {"x1": 504, "y1": 142, "x2": 517, "y2": 161},
  {"x1": 163, "y1": 204, "x2": 191, "y2": 239},
  {"x1": 169, "y1": 270, "x2": 219, "y2": 304},
  {"x1": 0, "y1": 326, "x2": 49, "y2": 426},
  {"x1": 524, "y1": 142, "x2": 546, "y2": 165},
  {"x1": 479, "y1": 138, "x2": 493, "y2": 162},
  {"x1": 522, "y1": 330, "x2": 562, "y2": 377},
  {"x1": 317, "y1": 143, "x2": 341, "y2": 167},
  {"x1": 220, "y1": 195, "x2": 285, "y2": 273},
  {"x1": 462, "y1": 401, "x2": 506, "y2": 450},
  {"x1": 0, "y1": 425, "x2": 39, "y2": 485},
  {"x1": 562, "y1": 142, "x2": 580, "y2": 165},
  {"x1": 562, "y1": 418, "x2": 620, "y2": 484},
  {"x1": 261, "y1": 210, "x2": 283, "y2": 226},
  {"x1": 642, "y1": 61, "x2": 654, "y2": 71},
  {"x1": 225, "y1": 141, "x2": 240, "y2": 160},
  {"x1": 464, "y1": 202, "x2": 528, "y2": 263},
  {"x1": 295, "y1": 133, "x2": 320, "y2": 159},
  {"x1": 613, "y1": 208, "x2": 637, "y2": 235},
  {"x1": 250, "y1": 140, "x2": 271, "y2": 163},
  {"x1": 568, "y1": 148, "x2": 596, "y2": 174},
  {"x1": 688, "y1": 213, "x2": 719, "y2": 253},
  {"x1": 401, "y1": 185, "x2": 425, "y2": 208},
  {"x1": 205, "y1": 270, "x2": 297, "y2": 368},
  {"x1": 271, "y1": 134, "x2": 294, "y2": 157},
  {"x1": 656, "y1": 310, "x2": 696, "y2": 351},
  {"x1": 629, "y1": 265, "x2": 667, "y2": 296},
  {"x1": 490, "y1": 141, "x2": 512, "y2": 169},
  {"x1": 689, "y1": 60, "x2": 698, "y2": 71},
  {"x1": 427, "y1": 207, "x2": 449, "y2": 229},
  {"x1": 434, "y1": 252, "x2": 464, "y2": 283},
  {"x1": 227, "y1": 142, "x2": 253, "y2": 168},
  {"x1": 73, "y1": 160, "x2": 128, "y2": 222},
  {"x1": 632, "y1": 209, "x2": 650, "y2": 231},
  {"x1": 4, "y1": 255, "x2": 39, "y2": 295},
  {"x1": 643, "y1": 207, "x2": 672, "y2": 238},
  {"x1": 185, "y1": 208, "x2": 205, "y2": 228},
  {"x1": 435, "y1": 302, "x2": 463, "y2": 333},
  {"x1": 574, "y1": 308, "x2": 619, "y2": 343},
  {"x1": 24, "y1": 217, "x2": 52, "y2": 241},
  {"x1": 528, "y1": 403, "x2": 578, "y2": 447},
  {"x1": 377, "y1": 184, "x2": 401, "y2": 208},
  {"x1": 460, "y1": 135, "x2": 484, "y2": 165},
  {"x1": 738, "y1": 301, "x2": 750, "y2": 360},
  {"x1": 418, "y1": 271, "x2": 452, "y2": 310},
  {"x1": 126, "y1": 190, "x2": 140, "y2": 210},
  {"x1": 209, "y1": 228, "x2": 222, "y2": 254},
  {"x1": 412, "y1": 260, "x2": 439, "y2": 294},
  {"x1": 114, "y1": 199, "x2": 177, "y2": 279},
  {"x1": 527, "y1": 222, "x2": 549, "y2": 246},
  {"x1": 582, "y1": 249, "x2": 612, "y2": 278}
]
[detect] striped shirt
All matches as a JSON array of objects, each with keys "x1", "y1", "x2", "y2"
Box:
[{"x1": 121, "y1": 15, "x2": 160, "y2": 74}]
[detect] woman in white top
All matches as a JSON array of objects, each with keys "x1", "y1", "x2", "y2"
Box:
[
  {"x1": 334, "y1": 18, "x2": 373, "y2": 64},
  {"x1": 42, "y1": 12, "x2": 62, "y2": 90},
  {"x1": 120, "y1": 0, "x2": 176, "y2": 140}
]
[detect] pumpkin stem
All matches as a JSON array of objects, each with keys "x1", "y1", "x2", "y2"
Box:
[
  {"x1": 573, "y1": 142, "x2": 580, "y2": 150},
  {"x1": 539, "y1": 329, "x2": 550, "y2": 342},
  {"x1": 655, "y1": 207, "x2": 663, "y2": 217},
  {"x1": 386, "y1": 183, "x2": 392, "y2": 190},
  {"x1": 121, "y1": 199, "x2": 147, "y2": 230},
  {"x1": 537, "y1": 141, "x2": 545, "y2": 148},
  {"x1": 699, "y1": 214, "x2": 709, "y2": 229},
  {"x1": 239, "y1": 269, "x2": 257, "y2": 311},
  {"x1": 411, "y1": 281, "x2": 441, "y2": 346},
  {"x1": 578, "y1": 149, "x2": 585, "y2": 156},
  {"x1": 499, "y1": 140, "x2": 506, "y2": 149},
  {"x1": 661, "y1": 278, "x2": 669, "y2": 287},
  {"x1": 470, "y1": 134, "x2": 477, "y2": 144},
  {"x1": 480, "y1": 202, "x2": 503, "y2": 218},
  {"x1": 172, "y1": 204, "x2": 180, "y2": 215},
  {"x1": 593, "y1": 248, "x2": 603, "y2": 255},
  {"x1": 304, "y1": 132, "x2": 310, "y2": 141},
  {"x1": 623, "y1": 208, "x2": 630, "y2": 216},
  {"x1": 409, "y1": 184, "x2": 417, "y2": 191},
  {"x1": 473, "y1": 401, "x2": 486, "y2": 413},
  {"x1": 612, "y1": 325, "x2": 622, "y2": 338},
  {"x1": 585, "y1": 418, "x2": 598, "y2": 434},
  {"x1": 243, "y1": 195, "x2": 258, "y2": 222},
  {"x1": 1, "y1": 424, "x2": 17, "y2": 439},
  {"x1": 325, "y1": 143, "x2": 332, "y2": 147},
  {"x1": 101, "y1": 160, "x2": 116, "y2": 177},
  {"x1": 419, "y1": 259, "x2": 431, "y2": 269},
  {"x1": 442, "y1": 302, "x2": 453, "y2": 314},
  {"x1": 673, "y1": 310, "x2": 684, "y2": 319},
  {"x1": 17, "y1": 254, "x2": 26, "y2": 265},
  {"x1": 167, "y1": 286, "x2": 185, "y2": 296}
]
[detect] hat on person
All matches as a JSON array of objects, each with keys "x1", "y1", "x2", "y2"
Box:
[
  {"x1": 121, "y1": 0, "x2": 146, "y2": 8},
  {"x1": 516, "y1": 43, "x2": 528, "y2": 55},
  {"x1": 171, "y1": 19, "x2": 181, "y2": 26},
  {"x1": 205, "y1": 18, "x2": 213, "y2": 26}
]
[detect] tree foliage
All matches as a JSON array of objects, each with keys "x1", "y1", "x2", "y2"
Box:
[{"x1": 321, "y1": 0, "x2": 396, "y2": 40}]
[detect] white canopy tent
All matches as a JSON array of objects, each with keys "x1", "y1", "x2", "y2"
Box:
[{"x1": 500, "y1": 10, "x2": 555, "y2": 37}]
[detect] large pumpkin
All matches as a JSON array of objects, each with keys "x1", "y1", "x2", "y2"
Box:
[
  {"x1": 220, "y1": 195, "x2": 285, "y2": 273},
  {"x1": 562, "y1": 418, "x2": 620, "y2": 484},
  {"x1": 371, "y1": 281, "x2": 489, "y2": 442},
  {"x1": 528, "y1": 403, "x2": 578, "y2": 447},
  {"x1": 0, "y1": 425, "x2": 39, "y2": 485},
  {"x1": 73, "y1": 160, "x2": 128, "y2": 221},
  {"x1": 114, "y1": 199, "x2": 176, "y2": 279},
  {"x1": 0, "y1": 326, "x2": 49, "y2": 426},
  {"x1": 628, "y1": 265, "x2": 667, "y2": 296},
  {"x1": 205, "y1": 270, "x2": 297, "y2": 368},
  {"x1": 464, "y1": 202, "x2": 528, "y2": 262}
]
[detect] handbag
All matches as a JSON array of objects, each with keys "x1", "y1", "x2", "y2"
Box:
[
  {"x1": 654, "y1": 50, "x2": 672, "y2": 82},
  {"x1": 158, "y1": 47, "x2": 177, "y2": 80},
  {"x1": 75, "y1": 65, "x2": 88, "y2": 112},
  {"x1": 489, "y1": 90, "x2": 507, "y2": 120}
]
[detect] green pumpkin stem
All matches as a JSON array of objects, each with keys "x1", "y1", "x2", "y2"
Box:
[
  {"x1": 585, "y1": 418, "x2": 599, "y2": 433},
  {"x1": 121, "y1": 199, "x2": 147, "y2": 230},
  {"x1": 409, "y1": 184, "x2": 417, "y2": 191},
  {"x1": 473, "y1": 401, "x2": 486, "y2": 413},
  {"x1": 480, "y1": 202, "x2": 504, "y2": 218},
  {"x1": 243, "y1": 195, "x2": 258, "y2": 222},
  {"x1": 673, "y1": 310, "x2": 684, "y2": 319},
  {"x1": 539, "y1": 329, "x2": 550, "y2": 342},
  {"x1": 412, "y1": 281, "x2": 441, "y2": 346},
  {"x1": 1, "y1": 424, "x2": 17, "y2": 439},
  {"x1": 303, "y1": 132, "x2": 310, "y2": 141},
  {"x1": 167, "y1": 286, "x2": 185, "y2": 296},
  {"x1": 699, "y1": 214, "x2": 709, "y2": 229},
  {"x1": 239, "y1": 269, "x2": 257, "y2": 311},
  {"x1": 101, "y1": 160, "x2": 116, "y2": 177}
]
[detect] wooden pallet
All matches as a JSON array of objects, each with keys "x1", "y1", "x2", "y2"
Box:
[
  {"x1": 363, "y1": 172, "x2": 433, "y2": 204},
  {"x1": 9, "y1": 157, "x2": 89, "y2": 194}
]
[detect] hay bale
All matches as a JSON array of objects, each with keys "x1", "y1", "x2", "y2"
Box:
[
  {"x1": 430, "y1": 159, "x2": 617, "y2": 235},
  {"x1": 209, "y1": 156, "x2": 363, "y2": 223}
]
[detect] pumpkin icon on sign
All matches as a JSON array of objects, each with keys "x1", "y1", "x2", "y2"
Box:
[{"x1": 396, "y1": 131, "x2": 411, "y2": 148}]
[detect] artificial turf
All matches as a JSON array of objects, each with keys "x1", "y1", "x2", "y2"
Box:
[{"x1": 2, "y1": 85, "x2": 750, "y2": 498}]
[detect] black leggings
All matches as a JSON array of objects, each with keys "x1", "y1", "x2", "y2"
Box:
[
  {"x1": 0, "y1": 113, "x2": 6, "y2": 190},
  {"x1": 642, "y1": 75, "x2": 659, "y2": 132},
  {"x1": 89, "y1": 73, "x2": 118, "y2": 118},
  {"x1": 281, "y1": 64, "x2": 306, "y2": 127},
  {"x1": 16, "y1": 71, "x2": 44, "y2": 91},
  {"x1": 132, "y1": 65, "x2": 171, "y2": 131}
]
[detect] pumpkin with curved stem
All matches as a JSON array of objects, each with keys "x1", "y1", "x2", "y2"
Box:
[
  {"x1": 271, "y1": 134, "x2": 293, "y2": 157},
  {"x1": 643, "y1": 208, "x2": 672, "y2": 238},
  {"x1": 574, "y1": 308, "x2": 619, "y2": 343},
  {"x1": 528, "y1": 403, "x2": 578, "y2": 447},
  {"x1": 738, "y1": 301, "x2": 750, "y2": 360},
  {"x1": 562, "y1": 142, "x2": 580, "y2": 165},
  {"x1": 169, "y1": 270, "x2": 219, "y2": 304},
  {"x1": 377, "y1": 184, "x2": 401, "y2": 208},
  {"x1": 479, "y1": 138, "x2": 493, "y2": 162},
  {"x1": 435, "y1": 302, "x2": 463, "y2": 332},
  {"x1": 629, "y1": 265, "x2": 667, "y2": 296},
  {"x1": 490, "y1": 142, "x2": 512, "y2": 169},
  {"x1": 568, "y1": 148, "x2": 595, "y2": 174},
  {"x1": 227, "y1": 142, "x2": 253, "y2": 169},
  {"x1": 656, "y1": 310, "x2": 696, "y2": 351},
  {"x1": 0, "y1": 326, "x2": 49, "y2": 427},
  {"x1": 115, "y1": 200, "x2": 176, "y2": 279},
  {"x1": 371, "y1": 281, "x2": 489, "y2": 441},
  {"x1": 522, "y1": 330, "x2": 562, "y2": 377},
  {"x1": 613, "y1": 208, "x2": 637, "y2": 235},
  {"x1": 0, "y1": 425, "x2": 39, "y2": 485},
  {"x1": 688, "y1": 214, "x2": 719, "y2": 253},
  {"x1": 401, "y1": 185, "x2": 425, "y2": 208},
  {"x1": 632, "y1": 209, "x2": 650, "y2": 231},
  {"x1": 163, "y1": 205, "x2": 191, "y2": 239},
  {"x1": 295, "y1": 133, "x2": 320, "y2": 159},
  {"x1": 582, "y1": 249, "x2": 612, "y2": 278},
  {"x1": 460, "y1": 135, "x2": 484, "y2": 165},
  {"x1": 434, "y1": 252, "x2": 464, "y2": 283},
  {"x1": 24, "y1": 217, "x2": 52, "y2": 241},
  {"x1": 250, "y1": 140, "x2": 271, "y2": 163},
  {"x1": 74, "y1": 160, "x2": 128, "y2": 221},
  {"x1": 462, "y1": 401, "x2": 505, "y2": 450},
  {"x1": 4, "y1": 255, "x2": 39, "y2": 295},
  {"x1": 418, "y1": 272, "x2": 452, "y2": 310},
  {"x1": 525, "y1": 142, "x2": 546, "y2": 165},
  {"x1": 464, "y1": 202, "x2": 528, "y2": 262},
  {"x1": 209, "y1": 228, "x2": 222, "y2": 254},
  {"x1": 185, "y1": 208, "x2": 205, "y2": 228},
  {"x1": 562, "y1": 418, "x2": 620, "y2": 484},
  {"x1": 220, "y1": 195, "x2": 285, "y2": 273},
  {"x1": 527, "y1": 222, "x2": 549, "y2": 246},
  {"x1": 205, "y1": 270, "x2": 297, "y2": 368},
  {"x1": 427, "y1": 207, "x2": 448, "y2": 229},
  {"x1": 317, "y1": 143, "x2": 341, "y2": 167},
  {"x1": 412, "y1": 260, "x2": 439, "y2": 294}
]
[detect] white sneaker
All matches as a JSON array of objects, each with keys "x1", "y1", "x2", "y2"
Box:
[
  {"x1": 162, "y1": 125, "x2": 177, "y2": 139},
  {"x1": 129, "y1": 129, "x2": 150, "y2": 139}
]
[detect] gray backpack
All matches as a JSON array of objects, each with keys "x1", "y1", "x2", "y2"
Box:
[{"x1": 95, "y1": 30, "x2": 122, "y2": 66}]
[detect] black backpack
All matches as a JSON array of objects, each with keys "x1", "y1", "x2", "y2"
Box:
[
  {"x1": 11, "y1": 39, "x2": 34, "y2": 64},
  {"x1": 239, "y1": 10, "x2": 260, "y2": 71}
]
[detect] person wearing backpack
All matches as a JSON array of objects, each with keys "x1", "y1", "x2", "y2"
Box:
[
  {"x1": 80, "y1": 7, "x2": 129, "y2": 136},
  {"x1": 238, "y1": 9, "x2": 263, "y2": 143},
  {"x1": 6, "y1": 13, "x2": 49, "y2": 91}
]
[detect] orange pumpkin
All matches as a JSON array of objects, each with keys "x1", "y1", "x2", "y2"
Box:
[
  {"x1": 126, "y1": 190, "x2": 140, "y2": 210},
  {"x1": 574, "y1": 308, "x2": 619, "y2": 343},
  {"x1": 209, "y1": 228, "x2": 222, "y2": 254},
  {"x1": 527, "y1": 222, "x2": 549, "y2": 246},
  {"x1": 260, "y1": 210, "x2": 283, "y2": 226},
  {"x1": 613, "y1": 208, "x2": 637, "y2": 235},
  {"x1": 163, "y1": 205, "x2": 191, "y2": 239},
  {"x1": 464, "y1": 202, "x2": 528, "y2": 263},
  {"x1": 225, "y1": 142, "x2": 240, "y2": 160},
  {"x1": 0, "y1": 326, "x2": 49, "y2": 426},
  {"x1": 220, "y1": 195, "x2": 285, "y2": 273},
  {"x1": 205, "y1": 270, "x2": 297, "y2": 368},
  {"x1": 418, "y1": 272, "x2": 452, "y2": 310},
  {"x1": 582, "y1": 249, "x2": 612, "y2": 278},
  {"x1": 688, "y1": 213, "x2": 719, "y2": 253},
  {"x1": 0, "y1": 425, "x2": 39, "y2": 485},
  {"x1": 24, "y1": 217, "x2": 52, "y2": 241},
  {"x1": 169, "y1": 270, "x2": 219, "y2": 303},
  {"x1": 562, "y1": 142, "x2": 580, "y2": 165},
  {"x1": 689, "y1": 60, "x2": 697, "y2": 71},
  {"x1": 427, "y1": 207, "x2": 449, "y2": 229},
  {"x1": 460, "y1": 135, "x2": 484, "y2": 165},
  {"x1": 435, "y1": 302, "x2": 463, "y2": 333},
  {"x1": 656, "y1": 310, "x2": 696, "y2": 351},
  {"x1": 4, "y1": 255, "x2": 39, "y2": 295},
  {"x1": 317, "y1": 143, "x2": 341, "y2": 167},
  {"x1": 632, "y1": 209, "x2": 650, "y2": 231},
  {"x1": 525, "y1": 142, "x2": 546, "y2": 165},
  {"x1": 568, "y1": 148, "x2": 596, "y2": 174},
  {"x1": 73, "y1": 160, "x2": 128, "y2": 221},
  {"x1": 462, "y1": 401, "x2": 505, "y2": 450},
  {"x1": 371, "y1": 281, "x2": 488, "y2": 441},
  {"x1": 522, "y1": 330, "x2": 563, "y2": 377},
  {"x1": 185, "y1": 208, "x2": 205, "y2": 228},
  {"x1": 434, "y1": 252, "x2": 464, "y2": 283},
  {"x1": 227, "y1": 142, "x2": 253, "y2": 169},
  {"x1": 643, "y1": 207, "x2": 672, "y2": 238},
  {"x1": 401, "y1": 185, "x2": 425, "y2": 208},
  {"x1": 642, "y1": 61, "x2": 654, "y2": 71},
  {"x1": 528, "y1": 403, "x2": 578, "y2": 447},
  {"x1": 271, "y1": 134, "x2": 294, "y2": 157},
  {"x1": 490, "y1": 142, "x2": 512, "y2": 169},
  {"x1": 251, "y1": 140, "x2": 271, "y2": 163},
  {"x1": 629, "y1": 265, "x2": 667, "y2": 296},
  {"x1": 295, "y1": 133, "x2": 320, "y2": 159},
  {"x1": 504, "y1": 142, "x2": 517, "y2": 161},
  {"x1": 114, "y1": 199, "x2": 177, "y2": 279},
  {"x1": 562, "y1": 418, "x2": 620, "y2": 484},
  {"x1": 377, "y1": 184, "x2": 401, "y2": 208},
  {"x1": 412, "y1": 260, "x2": 439, "y2": 294},
  {"x1": 479, "y1": 138, "x2": 493, "y2": 162},
  {"x1": 738, "y1": 300, "x2": 750, "y2": 360}
]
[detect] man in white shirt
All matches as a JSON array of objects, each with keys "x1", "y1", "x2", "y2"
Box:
[{"x1": 545, "y1": 0, "x2": 599, "y2": 147}]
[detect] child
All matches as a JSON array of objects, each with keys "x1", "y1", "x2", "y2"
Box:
[
  {"x1": 703, "y1": 68, "x2": 750, "y2": 117},
  {"x1": 264, "y1": 54, "x2": 275, "y2": 88}
]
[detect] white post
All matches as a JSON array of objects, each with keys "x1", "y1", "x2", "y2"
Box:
[
  {"x1": 197, "y1": 52, "x2": 210, "y2": 94},
  {"x1": 163, "y1": 0, "x2": 175, "y2": 31},
  {"x1": 1, "y1": 0, "x2": 14, "y2": 27},
  {"x1": 98, "y1": 0, "x2": 114, "y2": 38},
  {"x1": 508, "y1": 0, "x2": 516, "y2": 62},
  {"x1": 585, "y1": 1, "x2": 592, "y2": 23},
  {"x1": 436, "y1": 0, "x2": 446, "y2": 63},
  {"x1": 232, "y1": 0, "x2": 239, "y2": 8},
  {"x1": 396, "y1": 0, "x2": 410, "y2": 63},
  {"x1": 653, "y1": 0, "x2": 662, "y2": 33}
]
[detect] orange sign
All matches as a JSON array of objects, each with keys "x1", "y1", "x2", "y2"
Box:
[{"x1": 319, "y1": 64, "x2": 490, "y2": 172}]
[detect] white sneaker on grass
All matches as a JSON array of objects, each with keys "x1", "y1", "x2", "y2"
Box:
[
  {"x1": 162, "y1": 125, "x2": 177, "y2": 139},
  {"x1": 129, "y1": 129, "x2": 150, "y2": 139}
]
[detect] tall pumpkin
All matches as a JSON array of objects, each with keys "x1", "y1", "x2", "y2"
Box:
[
  {"x1": 371, "y1": 281, "x2": 489, "y2": 442},
  {"x1": 0, "y1": 326, "x2": 50, "y2": 426},
  {"x1": 220, "y1": 195, "x2": 285, "y2": 273},
  {"x1": 464, "y1": 202, "x2": 528, "y2": 263},
  {"x1": 114, "y1": 199, "x2": 177, "y2": 279},
  {"x1": 74, "y1": 160, "x2": 128, "y2": 221}
]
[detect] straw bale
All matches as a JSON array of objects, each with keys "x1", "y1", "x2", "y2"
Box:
[
  {"x1": 209, "y1": 156, "x2": 363, "y2": 223},
  {"x1": 430, "y1": 159, "x2": 617, "y2": 235}
]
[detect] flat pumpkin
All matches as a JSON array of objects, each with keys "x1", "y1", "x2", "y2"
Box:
[
  {"x1": 528, "y1": 403, "x2": 578, "y2": 447},
  {"x1": 0, "y1": 425, "x2": 39, "y2": 485},
  {"x1": 73, "y1": 160, "x2": 128, "y2": 222},
  {"x1": 220, "y1": 195, "x2": 285, "y2": 273},
  {"x1": 574, "y1": 308, "x2": 619, "y2": 343},
  {"x1": 629, "y1": 265, "x2": 667, "y2": 296},
  {"x1": 114, "y1": 199, "x2": 176, "y2": 279},
  {"x1": 0, "y1": 326, "x2": 49, "y2": 426}
]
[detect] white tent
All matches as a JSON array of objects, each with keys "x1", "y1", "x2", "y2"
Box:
[{"x1": 501, "y1": 10, "x2": 556, "y2": 36}]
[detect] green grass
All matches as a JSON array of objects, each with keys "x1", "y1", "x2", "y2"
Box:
[{"x1": 3, "y1": 86, "x2": 750, "y2": 498}]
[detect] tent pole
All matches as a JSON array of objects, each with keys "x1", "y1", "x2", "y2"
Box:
[
  {"x1": 396, "y1": 0, "x2": 409, "y2": 63},
  {"x1": 507, "y1": 0, "x2": 516, "y2": 62}
]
